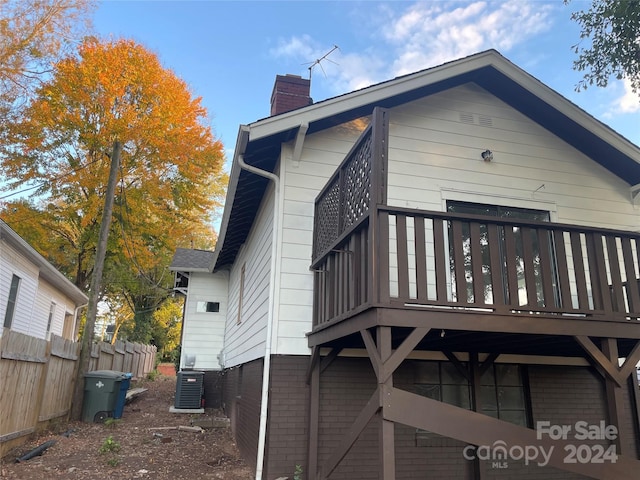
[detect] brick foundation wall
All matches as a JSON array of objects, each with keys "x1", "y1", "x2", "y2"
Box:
[
  {"x1": 482, "y1": 365, "x2": 607, "y2": 480},
  {"x1": 224, "y1": 356, "x2": 640, "y2": 480},
  {"x1": 265, "y1": 356, "x2": 310, "y2": 479},
  {"x1": 222, "y1": 366, "x2": 240, "y2": 436},
  {"x1": 222, "y1": 358, "x2": 264, "y2": 473},
  {"x1": 202, "y1": 370, "x2": 223, "y2": 409}
]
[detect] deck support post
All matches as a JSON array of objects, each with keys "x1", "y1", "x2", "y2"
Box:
[
  {"x1": 630, "y1": 374, "x2": 640, "y2": 459},
  {"x1": 602, "y1": 338, "x2": 626, "y2": 456},
  {"x1": 469, "y1": 352, "x2": 485, "y2": 480},
  {"x1": 377, "y1": 326, "x2": 396, "y2": 480}
]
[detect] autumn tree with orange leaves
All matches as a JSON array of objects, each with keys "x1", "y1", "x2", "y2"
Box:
[
  {"x1": 0, "y1": 0, "x2": 95, "y2": 119},
  {"x1": 0, "y1": 38, "x2": 226, "y2": 344}
]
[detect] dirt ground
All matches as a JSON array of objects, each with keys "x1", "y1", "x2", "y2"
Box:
[{"x1": 0, "y1": 375, "x2": 254, "y2": 479}]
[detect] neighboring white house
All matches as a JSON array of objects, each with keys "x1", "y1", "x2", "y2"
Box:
[
  {"x1": 169, "y1": 248, "x2": 227, "y2": 371},
  {"x1": 0, "y1": 220, "x2": 88, "y2": 340}
]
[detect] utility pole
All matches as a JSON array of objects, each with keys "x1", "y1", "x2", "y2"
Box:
[{"x1": 71, "y1": 140, "x2": 122, "y2": 420}]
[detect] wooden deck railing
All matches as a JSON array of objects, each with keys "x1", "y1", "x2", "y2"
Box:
[
  {"x1": 312, "y1": 205, "x2": 640, "y2": 327},
  {"x1": 311, "y1": 107, "x2": 388, "y2": 327}
]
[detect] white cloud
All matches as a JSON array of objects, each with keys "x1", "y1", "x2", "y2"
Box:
[
  {"x1": 386, "y1": 1, "x2": 554, "y2": 76},
  {"x1": 617, "y1": 79, "x2": 640, "y2": 114},
  {"x1": 269, "y1": 34, "x2": 317, "y2": 60},
  {"x1": 267, "y1": 1, "x2": 554, "y2": 97}
]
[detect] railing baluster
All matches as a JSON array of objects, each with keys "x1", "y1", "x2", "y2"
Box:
[
  {"x1": 503, "y1": 226, "x2": 519, "y2": 306},
  {"x1": 570, "y1": 232, "x2": 590, "y2": 310},
  {"x1": 360, "y1": 228, "x2": 369, "y2": 306},
  {"x1": 451, "y1": 220, "x2": 467, "y2": 303},
  {"x1": 587, "y1": 232, "x2": 610, "y2": 313},
  {"x1": 621, "y1": 237, "x2": 640, "y2": 314},
  {"x1": 337, "y1": 249, "x2": 345, "y2": 316},
  {"x1": 347, "y1": 235, "x2": 355, "y2": 312},
  {"x1": 487, "y1": 224, "x2": 505, "y2": 307},
  {"x1": 414, "y1": 216, "x2": 428, "y2": 302},
  {"x1": 378, "y1": 210, "x2": 390, "y2": 304},
  {"x1": 469, "y1": 222, "x2": 485, "y2": 305},
  {"x1": 553, "y1": 231, "x2": 573, "y2": 310},
  {"x1": 433, "y1": 218, "x2": 448, "y2": 303},
  {"x1": 606, "y1": 236, "x2": 625, "y2": 313},
  {"x1": 396, "y1": 214, "x2": 410, "y2": 300},
  {"x1": 537, "y1": 228, "x2": 557, "y2": 309},
  {"x1": 328, "y1": 254, "x2": 336, "y2": 319},
  {"x1": 520, "y1": 226, "x2": 539, "y2": 308}
]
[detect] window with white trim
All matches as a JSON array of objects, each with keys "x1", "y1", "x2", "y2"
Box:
[{"x1": 3, "y1": 275, "x2": 21, "y2": 329}]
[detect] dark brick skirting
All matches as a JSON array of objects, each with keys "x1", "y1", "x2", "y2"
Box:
[
  {"x1": 202, "y1": 370, "x2": 223, "y2": 409},
  {"x1": 222, "y1": 358, "x2": 263, "y2": 473},
  {"x1": 223, "y1": 355, "x2": 639, "y2": 480}
]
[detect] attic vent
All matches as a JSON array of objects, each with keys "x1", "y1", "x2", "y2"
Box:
[
  {"x1": 459, "y1": 112, "x2": 474, "y2": 124},
  {"x1": 479, "y1": 115, "x2": 493, "y2": 127}
]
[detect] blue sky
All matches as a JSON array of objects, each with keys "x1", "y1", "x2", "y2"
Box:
[{"x1": 94, "y1": 0, "x2": 640, "y2": 164}]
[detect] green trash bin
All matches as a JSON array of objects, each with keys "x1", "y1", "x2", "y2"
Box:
[{"x1": 82, "y1": 370, "x2": 126, "y2": 423}]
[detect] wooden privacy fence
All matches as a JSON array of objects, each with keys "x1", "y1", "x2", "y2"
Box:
[
  {"x1": 0, "y1": 328, "x2": 157, "y2": 458},
  {"x1": 89, "y1": 339, "x2": 156, "y2": 378}
]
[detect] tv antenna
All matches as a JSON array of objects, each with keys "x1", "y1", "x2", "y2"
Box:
[{"x1": 305, "y1": 45, "x2": 340, "y2": 81}]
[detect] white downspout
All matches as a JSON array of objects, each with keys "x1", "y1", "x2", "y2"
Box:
[
  {"x1": 237, "y1": 153, "x2": 279, "y2": 480},
  {"x1": 72, "y1": 303, "x2": 88, "y2": 341}
]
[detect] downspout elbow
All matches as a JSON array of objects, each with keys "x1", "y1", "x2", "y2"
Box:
[{"x1": 238, "y1": 154, "x2": 280, "y2": 187}]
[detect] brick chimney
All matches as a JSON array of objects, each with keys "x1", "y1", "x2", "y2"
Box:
[{"x1": 270, "y1": 74, "x2": 312, "y2": 116}]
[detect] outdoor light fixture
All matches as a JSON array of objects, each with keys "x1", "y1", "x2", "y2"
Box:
[{"x1": 481, "y1": 150, "x2": 493, "y2": 162}]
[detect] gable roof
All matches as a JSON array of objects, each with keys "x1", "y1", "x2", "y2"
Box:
[
  {"x1": 213, "y1": 49, "x2": 640, "y2": 271},
  {"x1": 0, "y1": 220, "x2": 88, "y2": 306},
  {"x1": 169, "y1": 248, "x2": 215, "y2": 273}
]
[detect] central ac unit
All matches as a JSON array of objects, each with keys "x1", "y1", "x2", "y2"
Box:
[{"x1": 174, "y1": 371, "x2": 204, "y2": 409}]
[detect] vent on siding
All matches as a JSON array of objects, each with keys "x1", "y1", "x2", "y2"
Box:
[
  {"x1": 458, "y1": 112, "x2": 494, "y2": 127},
  {"x1": 459, "y1": 112, "x2": 474, "y2": 124},
  {"x1": 479, "y1": 115, "x2": 493, "y2": 127}
]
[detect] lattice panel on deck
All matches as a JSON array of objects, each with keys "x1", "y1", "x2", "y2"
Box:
[
  {"x1": 342, "y1": 130, "x2": 372, "y2": 232},
  {"x1": 313, "y1": 176, "x2": 341, "y2": 258}
]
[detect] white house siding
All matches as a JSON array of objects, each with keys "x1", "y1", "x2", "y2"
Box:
[
  {"x1": 275, "y1": 120, "x2": 369, "y2": 355},
  {"x1": 181, "y1": 271, "x2": 228, "y2": 370},
  {"x1": 32, "y1": 280, "x2": 76, "y2": 339},
  {"x1": 0, "y1": 240, "x2": 40, "y2": 337},
  {"x1": 222, "y1": 184, "x2": 275, "y2": 368}
]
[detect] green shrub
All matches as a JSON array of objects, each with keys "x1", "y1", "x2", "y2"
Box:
[{"x1": 99, "y1": 435, "x2": 120, "y2": 454}]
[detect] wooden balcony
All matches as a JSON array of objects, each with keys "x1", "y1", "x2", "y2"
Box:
[{"x1": 309, "y1": 108, "x2": 640, "y2": 355}]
